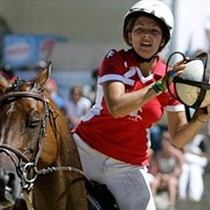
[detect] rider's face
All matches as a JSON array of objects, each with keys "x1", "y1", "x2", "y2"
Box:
[{"x1": 128, "y1": 15, "x2": 165, "y2": 58}]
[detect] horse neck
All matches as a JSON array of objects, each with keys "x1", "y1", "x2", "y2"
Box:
[{"x1": 33, "y1": 104, "x2": 88, "y2": 210}]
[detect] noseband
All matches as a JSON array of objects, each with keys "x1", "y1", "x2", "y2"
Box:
[{"x1": 0, "y1": 91, "x2": 50, "y2": 189}]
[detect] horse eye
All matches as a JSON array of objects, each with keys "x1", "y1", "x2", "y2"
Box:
[
  {"x1": 28, "y1": 119, "x2": 40, "y2": 128},
  {"x1": 28, "y1": 110, "x2": 40, "y2": 128}
]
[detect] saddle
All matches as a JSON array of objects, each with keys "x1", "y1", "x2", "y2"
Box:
[{"x1": 86, "y1": 180, "x2": 120, "y2": 210}]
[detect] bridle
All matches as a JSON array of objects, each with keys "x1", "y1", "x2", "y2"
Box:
[{"x1": 0, "y1": 90, "x2": 50, "y2": 190}]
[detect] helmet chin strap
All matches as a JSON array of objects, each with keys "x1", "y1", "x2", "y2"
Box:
[{"x1": 132, "y1": 48, "x2": 157, "y2": 63}]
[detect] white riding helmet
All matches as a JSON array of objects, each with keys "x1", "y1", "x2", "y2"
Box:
[{"x1": 123, "y1": 0, "x2": 174, "y2": 48}]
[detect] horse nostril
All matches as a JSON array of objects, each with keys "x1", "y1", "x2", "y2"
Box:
[
  {"x1": 0, "y1": 171, "x2": 16, "y2": 200},
  {"x1": 6, "y1": 173, "x2": 15, "y2": 189},
  {"x1": 0, "y1": 172, "x2": 16, "y2": 195}
]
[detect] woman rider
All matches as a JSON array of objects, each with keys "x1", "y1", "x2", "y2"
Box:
[{"x1": 73, "y1": 1, "x2": 210, "y2": 209}]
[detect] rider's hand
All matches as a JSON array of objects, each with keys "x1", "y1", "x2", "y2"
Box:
[{"x1": 162, "y1": 58, "x2": 189, "y2": 89}]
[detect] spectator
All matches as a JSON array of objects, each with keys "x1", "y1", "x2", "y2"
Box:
[
  {"x1": 65, "y1": 85, "x2": 91, "y2": 129},
  {"x1": 150, "y1": 131, "x2": 183, "y2": 210},
  {"x1": 0, "y1": 64, "x2": 16, "y2": 84},
  {"x1": 150, "y1": 124, "x2": 167, "y2": 153},
  {"x1": 46, "y1": 78, "x2": 66, "y2": 114},
  {"x1": 83, "y1": 67, "x2": 99, "y2": 105},
  {"x1": 178, "y1": 134, "x2": 208, "y2": 202}
]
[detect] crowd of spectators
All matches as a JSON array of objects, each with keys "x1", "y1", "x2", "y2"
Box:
[{"x1": 45, "y1": 68, "x2": 96, "y2": 130}]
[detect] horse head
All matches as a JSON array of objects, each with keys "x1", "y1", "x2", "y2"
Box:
[{"x1": 0, "y1": 64, "x2": 54, "y2": 207}]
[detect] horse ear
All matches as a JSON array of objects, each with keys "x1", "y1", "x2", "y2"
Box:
[
  {"x1": 34, "y1": 62, "x2": 52, "y2": 92},
  {"x1": 0, "y1": 76, "x2": 9, "y2": 94}
]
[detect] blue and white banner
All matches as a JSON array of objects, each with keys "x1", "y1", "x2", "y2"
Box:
[{"x1": 3, "y1": 34, "x2": 65, "y2": 69}]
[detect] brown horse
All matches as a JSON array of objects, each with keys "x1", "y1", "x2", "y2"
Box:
[{"x1": 0, "y1": 65, "x2": 88, "y2": 210}]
